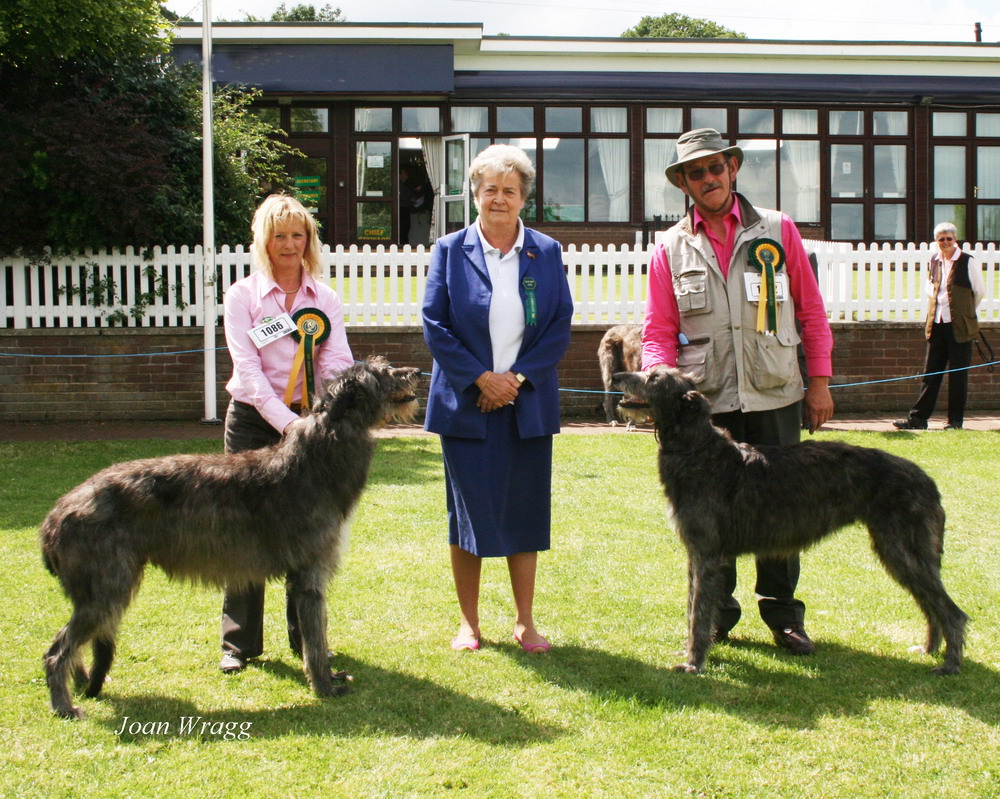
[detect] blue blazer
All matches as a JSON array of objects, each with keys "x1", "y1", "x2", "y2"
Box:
[{"x1": 422, "y1": 224, "x2": 574, "y2": 439}]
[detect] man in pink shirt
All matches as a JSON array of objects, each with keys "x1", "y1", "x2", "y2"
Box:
[{"x1": 642, "y1": 129, "x2": 834, "y2": 655}]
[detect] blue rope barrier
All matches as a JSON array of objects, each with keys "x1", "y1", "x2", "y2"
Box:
[{"x1": 1, "y1": 347, "x2": 994, "y2": 392}]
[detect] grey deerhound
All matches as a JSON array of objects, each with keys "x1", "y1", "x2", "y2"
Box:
[
  {"x1": 40, "y1": 357, "x2": 420, "y2": 718},
  {"x1": 598, "y1": 324, "x2": 647, "y2": 428},
  {"x1": 613, "y1": 366, "x2": 967, "y2": 676}
]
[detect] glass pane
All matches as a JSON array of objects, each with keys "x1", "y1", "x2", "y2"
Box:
[
  {"x1": 977, "y1": 147, "x2": 1000, "y2": 199},
  {"x1": 831, "y1": 144, "x2": 864, "y2": 198},
  {"x1": 445, "y1": 139, "x2": 465, "y2": 196},
  {"x1": 739, "y1": 109, "x2": 774, "y2": 134},
  {"x1": 354, "y1": 107, "x2": 391, "y2": 132},
  {"x1": 977, "y1": 205, "x2": 1000, "y2": 240},
  {"x1": 401, "y1": 107, "x2": 440, "y2": 133},
  {"x1": 735, "y1": 139, "x2": 776, "y2": 209},
  {"x1": 497, "y1": 106, "x2": 534, "y2": 132},
  {"x1": 874, "y1": 204, "x2": 906, "y2": 240},
  {"x1": 445, "y1": 200, "x2": 466, "y2": 235},
  {"x1": 873, "y1": 111, "x2": 907, "y2": 135},
  {"x1": 779, "y1": 140, "x2": 819, "y2": 223},
  {"x1": 356, "y1": 141, "x2": 392, "y2": 197},
  {"x1": 542, "y1": 138, "x2": 584, "y2": 221},
  {"x1": 591, "y1": 107, "x2": 627, "y2": 133},
  {"x1": 934, "y1": 146, "x2": 965, "y2": 198},
  {"x1": 545, "y1": 107, "x2": 582, "y2": 133},
  {"x1": 290, "y1": 108, "x2": 329, "y2": 133},
  {"x1": 471, "y1": 137, "x2": 491, "y2": 157},
  {"x1": 782, "y1": 109, "x2": 817, "y2": 135},
  {"x1": 977, "y1": 114, "x2": 1000, "y2": 137},
  {"x1": 831, "y1": 204, "x2": 863, "y2": 240},
  {"x1": 934, "y1": 204, "x2": 966, "y2": 239},
  {"x1": 830, "y1": 110, "x2": 864, "y2": 135},
  {"x1": 933, "y1": 112, "x2": 966, "y2": 137},
  {"x1": 691, "y1": 108, "x2": 727, "y2": 133},
  {"x1": 252, "y1": 107, "x2": 281, "y2": 128},
  {"x1": 874, "y1": 145, "x2": 906, "y2": 197},
  {"x1": 646, "y1": 108, "x2": 682, "y2": 134},
  {"x1": 643, "y1": 139, "x2": 685, "y2": 223},
  {"x1": 356, "y1": 202, "x2": 392, "y2": 242},
  {"x1": 588, "y1": 139, "x2": 629, "y2": 222},
  {"x1": 291, "y1": 157, "x2": 327, "y2": 213},
  {"x1": 451, "y1": 106, "x2": 488, "y2": 132}
]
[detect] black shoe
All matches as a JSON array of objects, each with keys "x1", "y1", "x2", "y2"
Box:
[
  {"x1": 893, "y1": 418, "x2": 927, "y2": 430},
  {"x1": 219, "y1": 652, "x2": 247, "y2": 673},
  {"x1": 943, "y1": 423, "x2": 963, "y2": 430},
  {"x1": 772, "y1": 625, "x2": 816, "y2": 655}
]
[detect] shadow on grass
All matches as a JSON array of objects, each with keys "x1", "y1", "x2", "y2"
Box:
[
  {"x1": 96, "y1": 654, "x2": 561, "y2": 745},
  {"x1": 507, "y1": 640, "x2": 999, "y2": 731}
]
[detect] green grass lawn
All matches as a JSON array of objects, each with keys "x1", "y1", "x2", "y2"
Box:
[{"x1": 1, "y1": 431, "x2": 997, "y2": 798}]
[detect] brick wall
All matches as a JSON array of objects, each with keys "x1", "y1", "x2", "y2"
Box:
[{"x1": 2, "y1": 322, "x2": 997, "y2": 422}]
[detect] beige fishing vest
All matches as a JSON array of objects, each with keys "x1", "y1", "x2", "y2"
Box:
[{"x1": 664, "y1": 195, "x2": 803, "y2": 414}]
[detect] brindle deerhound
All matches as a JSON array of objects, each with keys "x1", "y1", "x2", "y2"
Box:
[
  {"x1": 40, "y1": 357, "x2": 420, "y2": 718},
  {"x1": 613, "y1": 366, "x2": 967, "y2": 676},
  {"x1": 598, "y1": 324, "x2": 646, "y2": 429}
]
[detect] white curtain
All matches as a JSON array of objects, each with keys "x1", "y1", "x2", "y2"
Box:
[
  {"x1": 643, "y1": 139, "x2": 684, "y2": 223},
  {"x1": 451, "y1": 106, "x2": 487, "y2": 134},
  {"x1": 591, "y1": 109, "x2": 629, "y2": 221},
  {"x1": 422, "y1": 138, "x2": 443, "y2": 239},
  {"x1": 782, "y1": 140, "x2": 820, "y2": 223}
]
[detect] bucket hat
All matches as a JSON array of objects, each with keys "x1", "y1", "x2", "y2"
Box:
[{"x1": 665, "y1": 128, "x2": 744, "y2": 188}]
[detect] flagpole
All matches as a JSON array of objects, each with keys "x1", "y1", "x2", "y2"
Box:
[{"x1": 201, "y1": 0, "x2": 220, "y2": 423}]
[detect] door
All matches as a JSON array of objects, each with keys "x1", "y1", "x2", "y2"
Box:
[{"x1": 437, "y1": 134, "x2": 471, "y2": 238}]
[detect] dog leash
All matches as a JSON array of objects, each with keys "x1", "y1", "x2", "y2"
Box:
[{"x1": 975, "y1": 331, "x2": 996, "y2": 373}]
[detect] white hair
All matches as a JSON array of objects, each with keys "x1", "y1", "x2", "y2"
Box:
[{"x1": 468, "y1": 144, "x2": 535, "y2": 197}]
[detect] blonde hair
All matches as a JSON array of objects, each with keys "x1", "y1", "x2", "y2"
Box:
[
  {"x1": 469, "y1": 144, "x2": 536, "y2": 197},
  {"x1": 250, "y1": 194, "x2": 323, "y2": 278}
]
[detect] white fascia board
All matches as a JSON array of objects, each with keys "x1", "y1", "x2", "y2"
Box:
[
  {"x1": 462, "y1": 38, "x2": 1000, "y2": 78},
  {"x1": 171, "y1": 22, "x2": 484, "y2": 49}
]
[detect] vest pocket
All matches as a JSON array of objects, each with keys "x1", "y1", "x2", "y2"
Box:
[
  {"x1": 674, "y1": 267, "x2": 711, "y2": 314},
  {"x1": 677, "y1": 336, "x2": 711, "y2": 383},
  {"x1": 748, "y1": 329, "x2": 800, "y2": 390}
]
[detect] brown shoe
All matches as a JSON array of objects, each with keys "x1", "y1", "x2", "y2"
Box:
[{"x1": 772, "y1": 625, "x2": 816, "y2": 655}]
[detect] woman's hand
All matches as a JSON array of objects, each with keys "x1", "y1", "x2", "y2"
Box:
[{"x1": 475, "y1": 370, "x2": 520, "y2": 412}]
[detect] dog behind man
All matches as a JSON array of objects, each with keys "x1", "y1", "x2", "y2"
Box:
[
  {"x1": 40, "y1": 357, "x2": 420, "y2": 718},
  {"x1": 598, "y1": 324, "x2": 646, "y2": 429},
  {"x1": 613, "y1": 366, "x2": 967, "y2": 676}
]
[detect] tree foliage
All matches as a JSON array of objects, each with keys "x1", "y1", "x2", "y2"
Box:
[
  {"x1": 0, "y1": 0, "x2": 300, "y2": 251},
  {"x1": 621, "y1": 13, "x2": 747, "y2": 39},
  {"x1": 241, "y1": 3, "x2": 345, "y2": 22}
]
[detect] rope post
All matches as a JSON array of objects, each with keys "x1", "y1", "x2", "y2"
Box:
[{"x1": 201, "y1": 0, "x2": 220, "y2": 424}]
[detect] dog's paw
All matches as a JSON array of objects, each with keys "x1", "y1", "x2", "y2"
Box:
[
  {"x1": 53, "y1": 704, "x2": 85, "y2": 720},
  {"x1": 673, "y1": 663, "x2": 704, "y2": 674},
  {"x1": 931, "y1": 664, "x2": 960, "y2": 676},
  {"x1": 314, "y1": 670, "x2": 353, "y2": 697}
]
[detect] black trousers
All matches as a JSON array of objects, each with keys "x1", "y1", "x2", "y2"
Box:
[
  {"x1": 909, "y1": 322, "x2": 973, "y2": 428},
  {"x1": 220, "y1": 400, "x2": 301, "y2": 659},
  {"x1": 710, "y1": 401, "x2": 806, "y2": 633}
]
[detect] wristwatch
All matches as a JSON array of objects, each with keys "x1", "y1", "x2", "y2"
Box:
[{"x1": 514, "y1": 373, "x2": 527, "y2": 385}]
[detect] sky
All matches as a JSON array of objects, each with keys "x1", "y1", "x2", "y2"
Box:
[{"x1": 162, "y1": 0, "x2": 999, "y2": 42}]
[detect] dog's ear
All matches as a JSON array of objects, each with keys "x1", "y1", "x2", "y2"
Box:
[{"x1": 679, "y1": 389, "x2": 710, "y2": 420}]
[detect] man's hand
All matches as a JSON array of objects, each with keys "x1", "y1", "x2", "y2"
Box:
[{"x1": 804, "y1": 376, "x2": 834, "y2": 434}]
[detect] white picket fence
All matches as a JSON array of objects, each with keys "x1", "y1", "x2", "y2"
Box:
[{"x1": 3, "y1": 242, "x2": 999, "y2": 329}]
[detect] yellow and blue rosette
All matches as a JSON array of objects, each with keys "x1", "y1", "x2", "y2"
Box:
[
  {"x1": 747, "y1": 238, "x2": 784, "y2": 335},
  {"x1": 283, "y1": 308, "x2": 332, "y2": 409}
]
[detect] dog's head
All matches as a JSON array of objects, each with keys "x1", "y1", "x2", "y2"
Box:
[
  {"x1": 318, "y1": 357, "x2": 422, "y2": 427},
  {"x1": 612, "y1": 366, "x2": 710, "y2": 433}
]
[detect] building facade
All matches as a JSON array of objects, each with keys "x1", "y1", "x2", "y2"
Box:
[{"x1": 173, "y1": 24, "x2": 1000, "y2": 247}]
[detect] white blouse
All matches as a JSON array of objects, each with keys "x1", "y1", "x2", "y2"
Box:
[{"x1": 475, "y1": 217, "x2": 526, "y2": 373}]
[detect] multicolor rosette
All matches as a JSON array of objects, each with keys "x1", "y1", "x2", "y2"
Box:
[
  {"x1": 283, "y1": 308, "x2": 331, "y2": 409},
  {"x1": 747, "y1": 238, "x2": 785, "y2": 335}
]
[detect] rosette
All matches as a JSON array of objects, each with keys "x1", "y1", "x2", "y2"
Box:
[
  {"x1": 747, "y1": 238, "x2": 784, "y2": 335},
  {"x1": 283, "y1": 308, "x2": 332, "y2": 409}
]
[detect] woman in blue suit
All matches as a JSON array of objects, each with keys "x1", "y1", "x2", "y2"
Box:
[{"x1": 423, "y1": 144, "x2": 573, "y2": 654}]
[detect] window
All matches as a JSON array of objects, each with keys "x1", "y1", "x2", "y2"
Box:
[
  {"x1": 354, "y1": 107, "x2": 392, "y2": 132},
  {"x1": 451, "y1": 107, "x2": 488, "y2": 132},
  {"x1": 291, "y1": 108, "x2": 329, "y2": 133},
  {"x1": 933, "y1": 112, "x2": 966, "y2": 137},
  {"x1": 401, "y1": 107, "x2": 440, "y2": 133},
  {"x1": 739, "y1": 109, "x2": 774, "y2": 134},
  {"x1": 497, "y1": 106, "x2": 534, "y2": 132},
  {"x1": 545, "y1": 107, "x2": 582, "y2": 133},
  {"x1": 691, "y1": 107, "x2": 727, "y2": 133}
]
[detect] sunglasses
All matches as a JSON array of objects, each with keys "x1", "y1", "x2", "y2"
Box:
[
  {"x1": 937, "y1": 236, "x2": 955, "y2": 242},
  {"x1": 683, "y1": 162, "x2": 728, "y2": 182}
]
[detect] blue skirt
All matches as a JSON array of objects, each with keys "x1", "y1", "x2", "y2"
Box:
[{"x1": 440, "y1": 405, "x2": 553, "y2": 558}]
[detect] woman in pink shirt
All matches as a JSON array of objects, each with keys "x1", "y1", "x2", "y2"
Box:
[{"x1": 218, "y1": 194, "x2": 353, "y2": 673}]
